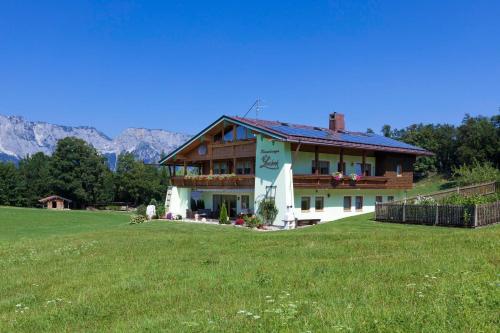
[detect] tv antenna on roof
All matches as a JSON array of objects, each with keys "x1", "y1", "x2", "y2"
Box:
[{"x1": 242, "y1": 98, "x2": 266, "y2": 119}]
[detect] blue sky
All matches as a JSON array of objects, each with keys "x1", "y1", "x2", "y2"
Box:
[{"x1": 0, "y1": 1, "x2": 499, "y2": 137}]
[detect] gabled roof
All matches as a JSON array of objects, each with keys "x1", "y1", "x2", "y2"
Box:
[
  {"x1": 159, "y1": 115, "x2": 286, "y2": 164},
  {"x1": 160, "y1": 115, "x2": 433, "y2": 164},
  {"x1": 230, "y1": 116, "x2": 434, "y2": 156},
  {"x1": 39, "y1": 195, "x2": 72, "y2": 203}
]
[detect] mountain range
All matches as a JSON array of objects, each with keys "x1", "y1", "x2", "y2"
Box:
[{"x1": 0, "y1": 114, "x2": 191, "y2": 169}]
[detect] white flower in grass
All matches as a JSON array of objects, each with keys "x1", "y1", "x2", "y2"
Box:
[
  {"x1": 253, "y1": 315, "x2": 260, "y2": 319},
  {"x1": 237, "y1": 310, "x2": 246, "y2": 314}
]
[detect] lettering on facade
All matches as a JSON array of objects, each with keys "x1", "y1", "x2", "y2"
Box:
[{"x1": 260, "y1": 149, "x2": 279, "y2": 169}]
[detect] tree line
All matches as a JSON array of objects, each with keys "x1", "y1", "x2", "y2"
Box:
[
  {"x1": 0, "y1": 137, "x2": 169, "y2": 208},
  {"x1": 377, "y1": 113, "x2": 499, "y2": 177},
  {"x1": 0, "y1": 113, "x2": 498, "y2": 208}
]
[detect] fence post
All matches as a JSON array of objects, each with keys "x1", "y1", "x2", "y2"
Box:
[
  {"x1": 474, "y1": 204, "x2": 478, "y2": 228},
  {"x1": 402, "y1": 203, "x2": 406, "y2": 222},
  {"x1": 434, "y1": 204, "x2": 439, "y2": 225}
]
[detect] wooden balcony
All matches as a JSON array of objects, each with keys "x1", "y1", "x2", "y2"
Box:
[
  {"x1": 171, "y1": 175, "x2": 255, "y2": 189},
  {"x1": 293, "y1": 174, "x2": 391, "y2": 189}
]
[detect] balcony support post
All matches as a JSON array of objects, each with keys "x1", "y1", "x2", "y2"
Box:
[{"x1": 183, "y1": 161, "x2": 187, "y2": 176}]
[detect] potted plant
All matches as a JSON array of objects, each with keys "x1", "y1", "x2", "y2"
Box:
[
  {"x1": 350, "y1": 173, "x2": 361, "y2": 182},
  {"x1": 333, "y1": 171, "x2": 343, "y2": 181}
]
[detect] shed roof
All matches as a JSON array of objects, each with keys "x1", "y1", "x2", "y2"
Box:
[{"x1": 39, "y1": 195, "x2": 72, "y2": 203}]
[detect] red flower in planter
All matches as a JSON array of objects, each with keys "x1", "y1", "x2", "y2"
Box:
[{"x1": 235, "y1": 218, "x2": 245, "y2": 225}]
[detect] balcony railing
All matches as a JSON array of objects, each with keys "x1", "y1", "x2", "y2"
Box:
[
  {"x1": 293, "y1": 174, "x2": 389, "y2": 189},
  {"x1": 171, "y1": 175, "x2": 255, "y2": 189}
]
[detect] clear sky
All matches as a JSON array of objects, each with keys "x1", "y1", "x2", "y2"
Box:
[{"x1": 0, "y1": 1, "x2": 499, "y2": 137}]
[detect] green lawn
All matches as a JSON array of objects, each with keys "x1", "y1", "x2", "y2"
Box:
[
  {"x1": 406, "y1": 174, "x2": 453, "y2": 197},
  {"x1": 0, "y1": 207, "x2": 498, "y2": 332}
]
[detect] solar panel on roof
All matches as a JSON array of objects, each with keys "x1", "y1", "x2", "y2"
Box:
[
  {"x1": 270, "y1": 125, "x2": 426, "y2": 151},
  {"x1": 271, "y1": 125, "x2": 331, "y2": 139}
]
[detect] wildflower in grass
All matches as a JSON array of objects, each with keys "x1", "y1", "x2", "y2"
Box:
[{"x1": 253, "y1": 315, "x2": 260, "y2": 319}]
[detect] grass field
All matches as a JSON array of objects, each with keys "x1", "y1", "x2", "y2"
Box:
[
  {"x1": 406, "y1": 174, "x2": 453, "y2": 197},
  {"x1": 0, "y1": 207, "x2": 498, "y2": 332}
]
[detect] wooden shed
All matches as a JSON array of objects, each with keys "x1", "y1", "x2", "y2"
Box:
[{"x1": 39, "y1": 195, "x2": 72, "y2": 210}]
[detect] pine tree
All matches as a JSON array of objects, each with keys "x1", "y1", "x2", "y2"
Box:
[{"x1": 219, "y1": 201, "x2": 229, "y2": 224}]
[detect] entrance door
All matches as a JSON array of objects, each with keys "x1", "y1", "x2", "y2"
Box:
[{"x1": 213, "y1": 195, "x2": 237, "y2": 218}]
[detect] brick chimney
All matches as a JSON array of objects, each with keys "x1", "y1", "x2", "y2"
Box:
[{"x1": 329, "y1": 112, "x2": 345, "y2": 132}]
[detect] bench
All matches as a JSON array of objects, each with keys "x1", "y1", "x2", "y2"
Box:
[{"x1": 296, "y1": 218, "x2": 321, "y2": 227}]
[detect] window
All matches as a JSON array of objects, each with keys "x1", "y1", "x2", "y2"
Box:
[
  {"x1": 312, "y1": 160, "x2": 330, "y2": 175},
  {"x1": 376, "y1": 196, "x2": 383, "y2": 204},
  {"x1": 236, "y1": 126, "x2": 255, "y2": 140},
  {"x1": 236, "y1": 160, "x2": 253, "y2": 175},
  {"x1": 365, "y1": 163, "x2": 372, "y2": 176},
  {"x1": 396, "y1": 164, "x2": 402, "y2": 177},
  {"x1": 355, "y1": 163, "x2": 372, "y2": 176},
  {"x1": 241, "y1": 195, "x2": 250, "y2": 210},
  {"x1": 387, "y1": 196, "x2": 394, "y2": 202},
  {"x1": 355, "y1": 196, "x2": 363, "y2": 211},
  {"x1": 301, "y1": 197, "x2": 311, "y2": 212},
  {"x1": 214, "y1": 132, "x2": 223, "y2": 143},
  {"x1": 343, "y1": 196, "x2": 351, "y2": 211},
  {"x1": 315, "y1": 196, "x2": 324, "y2": 211},
  {"x1": 214, "y1": 161, "x2": 229, "y2": 174},
  {"x1": 337, "y1": 162, "x2": 346, "y2": 173},
  {"x1": 223, "y1": 127, "x2": 234, "y2": 142}
]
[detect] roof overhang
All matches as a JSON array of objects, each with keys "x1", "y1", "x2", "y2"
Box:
[
  {"x1": 159, "y1": 115, "x2": 286, "y2": 164},
  {"x1": 284, "y1": 138, "x2": 434, "y2": 156}
]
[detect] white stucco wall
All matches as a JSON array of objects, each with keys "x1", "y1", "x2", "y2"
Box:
[
  {"x1": 292, "y1": 151, "x2": 376, "y2": 176},
  {"x1": 293, "y1": 189, "x2": 404, "y2": 222},
  {"x1": 197, "y1": 190, "x2": 255, "y2": 215},
  {"x1": 167, "y1": 186, "x2": 191, "y2": 218},
  {"x1": 254, "y1": 134, "x2": 294, "y2": 226}
]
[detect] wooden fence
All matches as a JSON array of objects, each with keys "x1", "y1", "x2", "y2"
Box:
[
  {"x1": 375, "y1": 201, "x2": 500, "y2": 228},
  {"x1": 397, "y1": 181, "x2": 498, "y2": 203}
]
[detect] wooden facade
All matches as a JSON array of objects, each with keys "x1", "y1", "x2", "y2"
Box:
[{"x1": 39, "y1": 195, "x2": 72, "y2": 210}]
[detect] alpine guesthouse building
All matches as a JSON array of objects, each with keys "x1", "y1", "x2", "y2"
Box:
[{"x1": 160, "y1": 113, "x2": 432, "y2": 226}]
